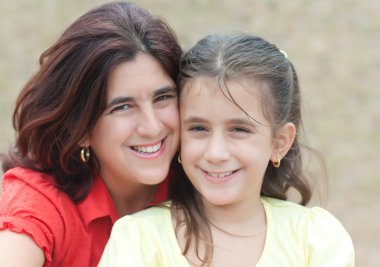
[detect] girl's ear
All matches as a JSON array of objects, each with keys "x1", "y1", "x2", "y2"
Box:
[{"x1": 271, "y1": 122, "x2": 296, "y2": 162}]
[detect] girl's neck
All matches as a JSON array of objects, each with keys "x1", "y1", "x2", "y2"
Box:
[{"x1": 203, "y1": 196, "x2": 266, "y2": 236}]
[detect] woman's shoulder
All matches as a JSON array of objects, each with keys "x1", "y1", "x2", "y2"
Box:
[
  {"x1": 1, "y1": 167, "x2": 68, "y2": 208},
  {"x1": 3, "y1": 166, "x2": 56, "y2": 189}
]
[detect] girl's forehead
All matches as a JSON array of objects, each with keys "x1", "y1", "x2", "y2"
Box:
[{"x1": 181, "y1": 76, "x2": 264, "y2": 98}]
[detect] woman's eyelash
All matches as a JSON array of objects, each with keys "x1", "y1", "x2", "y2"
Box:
[
  {"x1": 110, "y1": 104, "x2": 130, "y2": 113},
  {"x1": 155, "y1": 94, "x2": 174, "y2": 102}
]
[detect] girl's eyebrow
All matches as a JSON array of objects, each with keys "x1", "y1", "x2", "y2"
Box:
[
  {"x1": 106, "y1": 86, "x2": 177, "y2": 109},
  {"x1": 183, "y1": 117, "x2": 253, "y2": 125},
  {"x1": 228, "y1": 118, "x2": 255, "y2": 127},
  {"x1": 183, "y1": 116, "x2": 208, "y2": 124}
]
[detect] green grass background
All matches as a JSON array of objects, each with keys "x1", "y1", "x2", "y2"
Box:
[{"x1": 0, "y1": 1, "x2": 379, "y2": 266}]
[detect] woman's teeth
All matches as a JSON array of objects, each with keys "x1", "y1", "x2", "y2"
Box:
[{"x1": 132, "y1": 142, "x2": 161, "y2": 153}]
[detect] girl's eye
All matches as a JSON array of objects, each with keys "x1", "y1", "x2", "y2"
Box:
[
  {"x1": 231, "y1": 127, "x2": 250, "y2": 133},
  {"x1": 189, "y1": 126, "x2": 207, "y2": 132}
]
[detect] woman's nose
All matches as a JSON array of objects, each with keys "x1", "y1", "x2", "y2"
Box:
[{"x1": 136, "y1": 106, "x2": 162, "y2": 137}]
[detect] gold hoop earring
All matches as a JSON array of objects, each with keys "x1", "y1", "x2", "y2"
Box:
[
  {"x1": 177, "y1": 155, "x2": 182, "y2": 164},
  {"x1": 272, "y1": 155, "x2": 281, "y2": 168},
  {"x1": 80, "y1": 146, "x2": 90, "y2": 163}
]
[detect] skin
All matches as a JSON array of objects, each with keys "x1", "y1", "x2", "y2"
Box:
[
  {"x1": 0, "y1": 230, "x2": 45, "y2": 266},
  {"x1": 179, "y1": 77, "x2": 295, "y2": 266},
  {"x1": 85, "y1": 53, "x2": 180, "y2": 215},
  {"x1": 0, "y1": 53, "x2": 180, "y2": 267}
]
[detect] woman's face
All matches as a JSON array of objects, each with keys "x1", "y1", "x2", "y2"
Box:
[{"x1": 87, "y1": 53, "x2": 179, "y2": 193}]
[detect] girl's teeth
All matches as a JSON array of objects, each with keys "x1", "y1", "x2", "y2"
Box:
[
  {"x1": 132, "y1": 143, "x2": 161, "y2": 153},
  {"x1": 208, "y1": 171, "x2": 233, "y2": 178}
]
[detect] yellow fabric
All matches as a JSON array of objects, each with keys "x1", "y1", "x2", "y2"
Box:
[{"x1": 98, "y1": 198, "x2": 354, "y2": 267}]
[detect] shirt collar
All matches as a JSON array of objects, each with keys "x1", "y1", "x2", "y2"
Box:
[
  {"x1": 77, "y1": 175, "x2": 119, "y2": 227},
  {"x1": 77, "y1": 174, "x2": 170, "y2": 227}
]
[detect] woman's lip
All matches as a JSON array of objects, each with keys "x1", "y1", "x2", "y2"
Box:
[
  {"x1": 131, "y1": 139, "x2": 163, "y2": 147},
  {"x1": 129, "y1": 137, "x2": 167, "y2": 159}
]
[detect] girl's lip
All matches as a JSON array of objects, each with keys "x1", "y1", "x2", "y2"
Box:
[{"x1": 202, "y1": 168, "x2": 240, "y2": 184}]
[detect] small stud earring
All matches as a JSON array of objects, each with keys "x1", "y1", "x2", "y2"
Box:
[
  {"x1": 272, "y1": 155, "x2": 281, "y2": 168},
  {"x1": 177, "y1": 155, "x2": 182, "y2": 164}
]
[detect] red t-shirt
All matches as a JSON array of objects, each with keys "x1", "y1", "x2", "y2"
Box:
[{"x1": 0, "y1": 167, "x2": 169, "y2": 266}]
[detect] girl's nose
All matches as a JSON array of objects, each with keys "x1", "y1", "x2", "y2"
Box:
[{"x1": 204, "y1": 132, "x2": 230, "y2": 163}]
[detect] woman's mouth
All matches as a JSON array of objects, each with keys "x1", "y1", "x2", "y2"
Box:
[
  {"x1": 131, "y1": 141, "x2": 162, "y2": 154},
  {"x1": 129, "y1": 138, "x2": 166, "y2": 159}
]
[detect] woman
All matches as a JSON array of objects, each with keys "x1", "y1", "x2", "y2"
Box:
[{"x1": 0, "y1": 2, "x2": 182, "y2": 266}]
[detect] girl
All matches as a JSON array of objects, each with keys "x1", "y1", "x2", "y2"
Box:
[
  {"x1": 99, "y1": 32, "x2": 354, "y2": 266},
  {"x1": 0, "y1": 2, "x2": 182, "y2": 266}
]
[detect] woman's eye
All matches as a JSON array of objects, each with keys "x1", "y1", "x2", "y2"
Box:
[
  {"x1": 155, "y1": 94, "x2": 173, "y2": 102},
  {"x1": 110, "y1": 104, "x2": 130, "y2": 113}
]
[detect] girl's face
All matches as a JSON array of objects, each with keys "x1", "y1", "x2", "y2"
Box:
[
  {"x1": 180, "y1": 77, "x2": 276, "y2": 207},
  {"x1": 87, "y1": 53, "x2": 179, "y2": 194}
]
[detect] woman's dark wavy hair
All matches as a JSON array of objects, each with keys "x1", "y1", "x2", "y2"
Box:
[
  {"x1": 170, "y1": 32, "x2": 325, "y2": 265},
  {"x1": 2, "y1": 1, "x2": 182, "y2": 202}
]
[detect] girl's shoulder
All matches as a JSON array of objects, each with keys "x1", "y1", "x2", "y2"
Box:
[
  {"x1": 261, "y1": 196, "x2": 347, "y2": 230},
  {"x1": 100, "y1": 202, "x2": 189, "y2": 266},
  {"x1": 260, "y1": 197, "x2": 354, "y2": 266}
]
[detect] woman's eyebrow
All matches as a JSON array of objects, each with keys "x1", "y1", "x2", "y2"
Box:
[
  {"x1": 106, "y1": 96, "x2": 132, "y2": 109},
  {"x1": 153, "y1": 86, "x2": 177, "y2": 97},
  {"x1": 106, "y1": 86, "x2": 177, "y2": 109}
]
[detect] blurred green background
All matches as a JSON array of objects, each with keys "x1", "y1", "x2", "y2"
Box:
[{"x1": 0, "y1": 0, "x2": 379, "y2": 266}]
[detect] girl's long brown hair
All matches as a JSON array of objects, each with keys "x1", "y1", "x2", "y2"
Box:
[{"x1": 170, "y1": 32, "x2": 326, "y2": 265}]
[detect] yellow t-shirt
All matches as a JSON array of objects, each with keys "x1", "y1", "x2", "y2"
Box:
[{"x1": 98, "y1": 197, "x2": 354, "y2": 266}]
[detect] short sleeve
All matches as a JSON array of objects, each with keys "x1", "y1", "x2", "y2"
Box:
[
  {"x1": 98, "y1": 216, "x2": 163, "y2": 267},
  {"x1": 0, "y1": 170, "x2": 65, "y2": 266},
  {"x1": 305, "y1": 207, "x2": 355, "y2": 267}
]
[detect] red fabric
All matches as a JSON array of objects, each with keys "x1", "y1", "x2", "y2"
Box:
[{"x1": 0, "y1": 167, "x2": 170, "y2": 266}]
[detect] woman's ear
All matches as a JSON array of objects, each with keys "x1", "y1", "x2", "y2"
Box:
[
  {"x1": 79, "y1": 135, "x2": 90, "y2": 148},
  {"x1": 271, "y1": 122, "x2": 296, "y2": 162}
]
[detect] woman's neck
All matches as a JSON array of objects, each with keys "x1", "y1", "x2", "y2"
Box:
[{"x1": 106, "y1": 181, "x2": 157, "y2": 216}]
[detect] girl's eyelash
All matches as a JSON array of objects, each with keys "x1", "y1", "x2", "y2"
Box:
[
  {"x1": 232, "y1": 127, "x2": 250, "y2": 133},
  {"x1": 188, "y1": 126, "x2": 207, "y2": 132}
]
